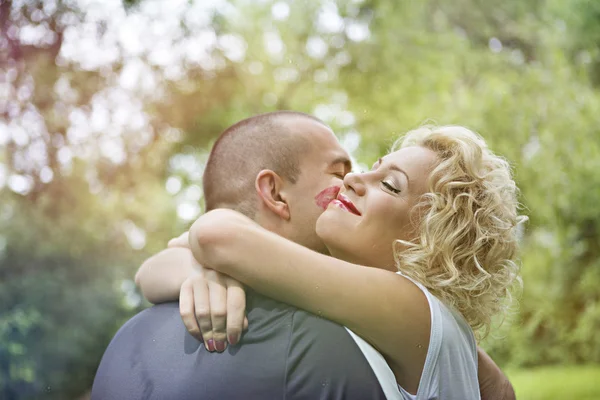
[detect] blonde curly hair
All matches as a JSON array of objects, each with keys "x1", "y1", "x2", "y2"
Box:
[{"x1": 392, "y1": 125, "x2": 526, "y2": 339}]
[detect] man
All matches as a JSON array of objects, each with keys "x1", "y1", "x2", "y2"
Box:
[
  {"x1": 92, "y1": 111, "x2": 514, "y2": 399},
  {"x1": 92, "y1": 111, "x2": 391, "y2": 400}
]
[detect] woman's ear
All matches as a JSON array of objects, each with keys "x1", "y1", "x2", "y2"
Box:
[{"x1": 255, "y1": 169, "x2": 291, "y2": 220}]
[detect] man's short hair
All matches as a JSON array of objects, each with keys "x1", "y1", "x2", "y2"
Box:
[{"x1": 203, "y1": 111, "x2": 325, "y2": 217}]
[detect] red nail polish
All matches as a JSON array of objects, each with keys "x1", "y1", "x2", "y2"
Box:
[
  {"x1": 215, "y1": 340, "x2": 226, "y2": 352},
  {"x1": 206, "y1": 339, "x2": 215, "y2": 352},
  {"x1": 228, "y1": 334, "x2": 239, "y2": 346}
]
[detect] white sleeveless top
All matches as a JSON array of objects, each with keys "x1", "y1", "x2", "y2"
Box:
[{"x1": 346, "y1": 272, "x2": 480, "y2": 400}]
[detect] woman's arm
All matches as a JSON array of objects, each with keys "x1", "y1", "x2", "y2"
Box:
[
  {"x1": 478, "y1": 348, "x2": 516, "y2": 400},
  {"x1": 189, "y1": 209, "x2": 431, "y2": 386},
  {"x1": 136, "y1": 244, "x2": 248, "y2": 350},
  {"x1": 135, "y1": 247, "x2": 197, "y2": 304}
]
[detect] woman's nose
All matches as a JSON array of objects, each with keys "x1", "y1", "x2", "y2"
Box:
[{"x1": 343, "y1": 172, "x2": 366, "y2": 196}]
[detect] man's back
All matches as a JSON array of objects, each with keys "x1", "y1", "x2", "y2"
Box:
[{"x1": 92, "y1": 292, "x2": 386, "y2": 399}]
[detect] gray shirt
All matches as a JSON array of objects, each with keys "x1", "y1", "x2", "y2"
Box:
[{"x1": 91, "y1": 291, "x2": 386, "y2": 400}]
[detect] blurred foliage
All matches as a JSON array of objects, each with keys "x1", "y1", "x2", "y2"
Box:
[
  {"x1": 1, "y1": 0, "x2": 600, "y2": 398},
  {"x1": 507, "y1": 366, "x2": 600, "y2": 399}
]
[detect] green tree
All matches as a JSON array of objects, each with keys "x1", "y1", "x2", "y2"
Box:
[{"x1": 2, "y1": 0, "x2": 600, "y2": 398}]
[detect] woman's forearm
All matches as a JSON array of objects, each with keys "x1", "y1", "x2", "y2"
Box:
[
  {"x1": 135, "y1": 248, "x2": 199, "y2": 304},
  {"x1": 188, "y1": 209, "x2": 429, "y2": 364}
]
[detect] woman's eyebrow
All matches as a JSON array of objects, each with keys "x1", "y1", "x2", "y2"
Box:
[
  {"x1": 378, "y1": 158, "x2": 410, "y2": 185},
  {"x1": 389, "y1": 165, "x2": 410, "y2": 184},
  {"x1": 370, "y1": 158, "x2": 382, "y2": 170}
]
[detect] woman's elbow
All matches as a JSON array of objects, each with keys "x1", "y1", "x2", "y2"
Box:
[
  {"x1": 134, "y1": 269, "x2": 142, "y2": 288},
  {"x1": 134, "y1": 260, "x2": 149, "y2": 290},
  {"x1": 134, "y1": 261, "x2": 157, "y2": 303}
]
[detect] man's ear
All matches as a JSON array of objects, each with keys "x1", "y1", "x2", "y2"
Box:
[{"x1": 255, "y1": 169, "x2": 290, "y2": 221}]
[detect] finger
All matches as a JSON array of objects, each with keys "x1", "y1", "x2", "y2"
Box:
[
  {"x1": 225, "y1": 280, "x2": 246, "y2": 346},
  {"x1": 191, "y1": 277, "x2": 215, "y2": 352},
  {"x1": 207, "y1": 275, "x2": 229, "y2": 352},
  {"x1": 168, "y1": 232, "x2": 189, "y2": 248},
  {"x1": 179, "y1": 279, "x2": 202, "y2": 341},
  {"x1": 243, "y1": 316, "x2": 249, "y2": 331}
]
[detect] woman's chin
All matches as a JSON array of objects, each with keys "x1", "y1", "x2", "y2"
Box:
[
  {"x1": 316, "y1": 209, "x2": 351, "y2": 259},
  {"x1": 315, "y1": 207, "x2": 338, "y2": 239}
]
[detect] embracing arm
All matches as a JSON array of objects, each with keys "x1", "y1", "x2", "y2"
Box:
[
  {"x1": 478, "y1": 347, "x2": 516, "y2": 400},
  {"x1": 136, "y1": 237, "x2": 248, "y2": 348},
  {"x1": 189, "y1": 209, "x2": 430, "y2": 383},
  {"x1": 135, "y1": 247, "x2": 197, "y2": 304}
]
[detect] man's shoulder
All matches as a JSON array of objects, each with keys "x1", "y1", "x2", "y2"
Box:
[
  {"x1": 247, "y1": 291, "x2": 354, "y2": 343},
  {"x1": 247, "y1": 292, "x2": 350, "y2": 337},
  {"x1": 104, "y1": 302, "x2": 188, "y2": 355},
  {"x1": 118, "y1": 302, "x2": 180, "y2": 323},
  {"x1": 116, "y1": 302, "x2": 183, "y2": 336},
  {"x1": 283, "y1": 308, "x2": 387, "y2": 399},
  {"x1": 246, "y1": 293, "x2": 386, "y2": 399}
]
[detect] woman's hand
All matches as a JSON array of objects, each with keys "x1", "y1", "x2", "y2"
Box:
[{"x1": 179, "y1": 267, "x2": 249, "y2": 352}]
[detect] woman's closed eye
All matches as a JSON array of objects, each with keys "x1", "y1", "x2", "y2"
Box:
[{"x1": 382, "y1": 180, "x2": 401, "y2": 194}]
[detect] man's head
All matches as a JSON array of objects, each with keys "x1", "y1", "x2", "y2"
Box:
[{"x1": 203, "y1": 111, "x2": 351, "y2": 253}]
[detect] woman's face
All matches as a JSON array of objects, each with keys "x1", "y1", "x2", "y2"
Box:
[{"x1": 316, "y1": 146, "x2": 438, "y2": 270}]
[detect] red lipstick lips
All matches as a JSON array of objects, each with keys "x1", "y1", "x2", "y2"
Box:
[
  {"x1": 331, "y1": 193, "x2": 361, "y2": 216},
  {"x1": 315, "y1": 186, "x2": 341, "y2": 210}
]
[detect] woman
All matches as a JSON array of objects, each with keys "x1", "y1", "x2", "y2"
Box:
[{"x1": 140, "y1": 125, "x2": 524, "y2": 399}]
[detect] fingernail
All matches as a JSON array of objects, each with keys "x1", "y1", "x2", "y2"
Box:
[
  {"x1": 206, "y1": 339, "x2": 215, "y2": 352},
  {"x1": 228, "y1": 334, "x2": 239, "y2": 346},
  {"x1": 215, "y1": 340, "x2": 226, "y2": 352}
]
